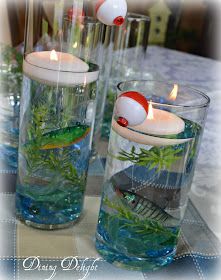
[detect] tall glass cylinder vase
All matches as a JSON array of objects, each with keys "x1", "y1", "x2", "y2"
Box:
[
  {"x1": 101, "y1": 13, "x2": 151, "y2": 139},
  {"x1": 0, "y1": 45, "x2": 23, "y2": 173},
  {"x1": 96, "y1": 80, "x2": 210, "y2": 270},
  {"x1": 112, "y1": 13, "x2": 150, "y2": 79},
  {"x1": 92, "y1": 25, "x2": 115, "y2": 157},
  {"x1": 16, "y1": 0, "x2": 102, "y2": 229}
]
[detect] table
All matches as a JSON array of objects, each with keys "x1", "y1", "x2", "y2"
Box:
[{"x1": 1, "y1": 46, "x2": 221, "y2": 280}]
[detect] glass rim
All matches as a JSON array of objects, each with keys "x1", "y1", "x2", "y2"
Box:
[
  {"x1": 126, "y1": 12, "x2": 150, "y2": 22},
  {"x1": 117, "y1": 80, "x2": 210, "y2": 109},
  {"x1": 63, "y1": 16, "x2": 102, "y2": 26}
]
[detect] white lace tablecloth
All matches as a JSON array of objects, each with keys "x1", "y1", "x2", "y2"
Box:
[{"x1": 146, "y1": 46, "x2": 221, "y2": 91}]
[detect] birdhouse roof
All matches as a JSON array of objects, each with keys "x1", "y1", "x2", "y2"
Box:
[{"x1": 149, "y1": 0, "x2": 171, "y2": 15}]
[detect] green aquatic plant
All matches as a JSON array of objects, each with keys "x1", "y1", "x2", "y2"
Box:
[
  {"x1": 103, "y1": 196, "x2": 179, "y2": 246},
  {"x1": 1, "y1": 44, "x2": 23, "y2": 96},
  {"x1": 27, "y1": 104, "x2": 49, "y2": 141},
  {"x1": 117, "y1": 146, "x2": 183, "y2": 172},
  {"x1": 27, "y1": 94, "x2": 73, "y2": 141},
  {"x1": 23, "y1": 145, "x2": 85, "y2": 190},
  {"x1": 43, "y1": 149, "x2": 85, "y2": 189},
  {"x1": 23, "y1": 100, "x2": 85, "y2": 189},
  {"x1": 26, "y1": 85, "x2": 82, "y2": 145},
  {"x1": 1, "y1": 44, "x2": 23, "y2": 73},
  {"x1": 22, "y1": 82, "x2": 91, "y2": 191}
]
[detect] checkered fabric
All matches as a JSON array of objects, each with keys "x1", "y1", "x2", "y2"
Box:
[{"x1": 0, "y1": 158, "x2": 220, "y2": 280}]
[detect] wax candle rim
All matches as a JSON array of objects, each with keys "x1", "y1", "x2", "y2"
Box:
[
  {"x1": 128, "y1": 126, "x2": 186, "y2": 138},
  {"x1": 23, "y1": 60, "x2": 99, "y2": 86},
  {"x1": 112, "y1": 119, "x2": 192, "y2": 146},
  {"x1": 24, "y1": 54, "x2": 98, "y2": 74},
  {"x1": 127, "y1": 108, "x2": 185, "y2": 136}
]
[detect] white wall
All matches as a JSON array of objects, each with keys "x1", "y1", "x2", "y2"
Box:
[
  {"x1": 0, "y1": 0, "x2": 12, "y2": 45},
  {"x1": 127, "y1": 0, "x2": 153, "y2": 14}
]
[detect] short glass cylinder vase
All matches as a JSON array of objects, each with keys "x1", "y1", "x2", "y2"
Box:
[
  {"x1": 16, "y1": 1, "x2": 101, "y2": 230},
  {"x1": 96, "y1": 80, "x2": 210, "y2": 270}
]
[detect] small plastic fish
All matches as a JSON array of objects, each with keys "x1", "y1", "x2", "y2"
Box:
[
  {"x1": 29, "y1": 124, "x2": 91, "y2": 150},
  {"x1": 116, "y1": 188, "x2": 175, "y2": 223}
]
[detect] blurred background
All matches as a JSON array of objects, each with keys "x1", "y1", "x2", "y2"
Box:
[{"x1": 0, "y1": 0, "x2": 220, "y2": 60}]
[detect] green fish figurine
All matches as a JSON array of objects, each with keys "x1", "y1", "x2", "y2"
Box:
[{"x1": 28, "y1": 124, "x2": 91, "y2": 150}]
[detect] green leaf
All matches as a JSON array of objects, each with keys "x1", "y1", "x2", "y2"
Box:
[
  {"x1": 131, "y1": 146, "x2": 136, "y2": 153},
  {"x1": 103, "y1": 196, "x2": 178, "y2": 246},
  {"x1": 117, "y1": 156, "x2": 130, "y2": 161},
  {"x1": 117, "y1": 146, "x2": 184, "y2": 173}
]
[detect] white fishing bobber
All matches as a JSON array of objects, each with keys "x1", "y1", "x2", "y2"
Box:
[
  {"x1": 95, "y1": 0, "x2": 127, "y2": 26},
  {"x1": 114, "y1": 91, "x2": 149, "y2": 127}
]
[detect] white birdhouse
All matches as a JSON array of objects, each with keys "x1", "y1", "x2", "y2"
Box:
[{"x1": 148, "y1": 0, "x2": 171, "y2": 45}]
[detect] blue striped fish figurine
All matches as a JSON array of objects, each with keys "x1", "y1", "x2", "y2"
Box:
[{"x1": 116, "y1": 188, "x2": 177, "y2": 223}]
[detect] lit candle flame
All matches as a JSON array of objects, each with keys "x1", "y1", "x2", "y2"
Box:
[
  {"x1": 73, "y1": 42, "x2": 78, "y2": 48},
  {"x1": 50, "y1": 49, "x2": 58, "y2": 61},
  {"x1": 83, "y1": 75, "x2": 87, "y2": 87},
  {"x1": 169, "y1": 84, "x2": 178, "y2": 101},
  {"x1": 147, "y1": 101, "x2": 154, "y2": 120}
]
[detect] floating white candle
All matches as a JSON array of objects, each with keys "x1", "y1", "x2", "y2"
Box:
[
  {"x1": 23, "y1": 50, "x2": 99, "y2": 86},
  {"x1": 112, "y1": 101, "x2": 190, "y2": 146},
  {"x1": 133, "y1": 102, "x2": 185, "y2": 136},
  {"x1": 26, "y1": 51, "x2": 89, "y2": 72}
]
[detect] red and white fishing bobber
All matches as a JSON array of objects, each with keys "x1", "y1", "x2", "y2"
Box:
[
  {"x1": 95, "y1": 0, "x2": 127, "y2": 26},
  {"x1": 114, "y1": 91, "x2": 149, "y2": 127}
]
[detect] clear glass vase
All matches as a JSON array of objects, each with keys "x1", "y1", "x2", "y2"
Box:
[
  {"x1": 96, "y1": 80, "x2": 210, "y2": 270},
  {"x1": 92, "y1": 24, "x2": 115, "y2": 158},
  {"x1": 0, "y1": 45, "x2": 23, "y2": 174},
  {"x1": 101, "y1": 13, "x2": 151, "y2": 139},
  {"x1": 16, "y1": 0, "x2": 102, "y2": 229}
]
